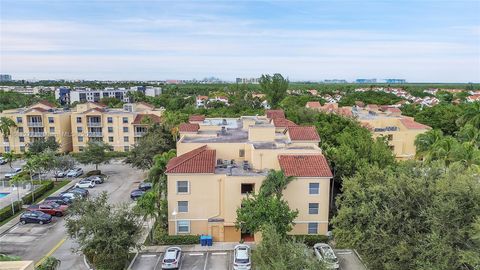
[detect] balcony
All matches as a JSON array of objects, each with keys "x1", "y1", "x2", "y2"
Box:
[
  {"x1": 27, "y1": 122, "x2": 43, "y2": 127},
  {"x1": 87, "y1": 122, "x2": 102, "y2": 127},
  {"x1": 88, "y1": 132, "x2": 103, "y2": 137},
  {"x1": 29, "y1": 132, "x2": 45, "y2": 137},
  {"x1": 134, "y1": 131, "x2": 147, "y2": 137}
]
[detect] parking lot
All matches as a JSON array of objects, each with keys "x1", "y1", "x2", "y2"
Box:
[{"x1": 130, "y1": 251, "x2": 233, "y2": 270}]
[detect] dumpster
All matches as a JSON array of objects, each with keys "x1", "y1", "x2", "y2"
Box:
[
  {"x1": 206, "y1": 235, "x2": 213, "y2": 246},
  {"x1": 200, "y1": 235, "x2": 207, "y2": 246}
]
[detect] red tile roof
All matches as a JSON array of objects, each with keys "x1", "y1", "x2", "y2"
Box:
[
  {"x1": 166, "y1": 145, "x2": 216, "y2": 174},
  {"x1": 400, "y1": 118, "x2": 430, "y2": 130},
  {"x1": 179, "y1": 123, "x2": 200, "y2": 132},
  {"x1": 189, "y1": 115, "x2": 206, "y2": 122},
  {"x1": 278, "y1": 155, "x2": 332, "y2": 177},
  {"x1": 197, "y1": 96, "x2": 209, "y2": 100},
  {"x1": 366, "y1": 104, "x2": 379, "y2": 110},
  {"x1": 272, "y1": 118, "x2": 297, "y2": 128},
  {"x1": 386, "y1": 107, "x2": 402, "y2": 114},
  {"x1": 266, "y1": 109, "x2": 285, "y2": 119},
  {"x1": 287, "y1": 126, "x2": 320, "y2": 141},
  {"x1": 306, "y1": 101, "x2": 321, "y2": 108},
  {"x1": 132, "y1": 114, "x2": 162, "y2": 125}
]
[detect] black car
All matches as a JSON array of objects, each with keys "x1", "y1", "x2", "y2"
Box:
[
  {"x1": 130, "y1": 189, "x2": 146, "y2": 200},
  {"x1": 138, "y1": 182, "x2": 153, "y2": 191},
  {"x1": 69, "y1": 187, "x2": 89, "y2": 197},
  {"x1": 44, "y1": 197, "x2": 71, "y2": 205},
  {"x1": 20, "y1": 211, "x2": 52, "y2": 225}
]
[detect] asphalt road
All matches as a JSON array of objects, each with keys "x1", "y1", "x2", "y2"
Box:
[{"x1": 0, "y1": 160, "x2": 145, "y2": 269}]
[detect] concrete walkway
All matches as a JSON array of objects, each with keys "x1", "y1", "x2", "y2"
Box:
[{"x1": 143, "y1": 242, "x2": 256, "y2": 253}]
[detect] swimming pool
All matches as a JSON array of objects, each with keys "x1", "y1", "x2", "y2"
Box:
[{"x1": 0, "y1": 192, "x2": 9, "y2": 198}]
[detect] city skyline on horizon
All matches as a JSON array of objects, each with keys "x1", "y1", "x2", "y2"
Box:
[{"x1": 1, "y1": 0, "x2": 479, "y2": 83}]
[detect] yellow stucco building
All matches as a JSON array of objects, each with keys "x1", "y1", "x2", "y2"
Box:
[
  {"x1": 167, "y1": 110, "x2": 333, "y2": 242},
  {"x1": 70, "y1": 102, "x2": 164, "y2": 152},
  {"x1": 0, "y1": 101, "x2": 72, "y2": 153}
]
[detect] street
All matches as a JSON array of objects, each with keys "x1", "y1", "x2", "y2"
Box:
[{"x1": 0, "y1": 160, "x2": 145, "y2": 269}]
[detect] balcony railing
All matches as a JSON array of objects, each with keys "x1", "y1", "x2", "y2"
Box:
[
  {"x1": 29, "y1": 132, "x2": 45, "y2": 137},
  {"x1": 87, "y1": 122, "x2": 102, "y2": 127},
  {"x1": 87, "y1": 132, "x2": 103, "y2": 137},
  {"x1": 27, "y1": 122, "x2": 43, "y2": 127},
  {"x1": 134, "y1": 131, "x2": 147, "y2": 137}
]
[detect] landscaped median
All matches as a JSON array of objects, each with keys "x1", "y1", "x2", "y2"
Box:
[{"x1": 0, "y1": 180, "x2": 70, "y2": 226}]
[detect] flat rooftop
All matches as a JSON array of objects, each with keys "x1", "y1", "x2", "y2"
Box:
[
  {"x1": 215, "y1": 165, "x2": 269, "y2": 176},
  {"x1": 353, "y1": 107, "x2": 401, "y2": 120}
]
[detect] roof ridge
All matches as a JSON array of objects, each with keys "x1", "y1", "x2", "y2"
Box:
[{"x1": 167, "y1": 145, "x2": 208, "y2": 172}]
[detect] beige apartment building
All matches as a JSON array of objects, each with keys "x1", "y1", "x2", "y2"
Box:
[
  {"x1": 166, "y1": 110, "x2": 333, "y2": 242},
  {"x1": 305, "y1": 102, "x2": 430, "y2": 159},
  {"x1": 0, "y1": 101, "x2": 72, "y2": 153},
  {"x1": 70, "y1": 102, "x2": 163, "y2": 152}
]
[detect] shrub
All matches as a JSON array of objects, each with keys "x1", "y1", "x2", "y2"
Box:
[
  {"x1": 22, "y1": 181, "x2": 54, "y2": 205},
  {"x1": 85, "y1": 170, "x2": 102, "y2": 177},
  {"x1": 0, "y1": 201, "x2": 22, "y2": 222},
  {"x1": 36, "y1": 257, "x2": 60, "y2": 270},
  {"x1": 289, "y1": 234, "x2": 329, "y2": 247},
  {"x1": 152, "y1": 226, "x2": 199, "y2": 245},
  {"x1": 0, "y1": 254, "x2": 22, "y2": 261}
]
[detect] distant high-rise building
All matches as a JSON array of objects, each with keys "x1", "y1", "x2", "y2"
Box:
[
  {"x1": 236, "y1": 77, "x2": 260, "y2": 84},
  {"x1": 385, "y1": 79, "x2": 406, "y2": 84},
  {"x1": 0, "y1": 74, "x2": 12, "y2": 82},
  {"x1": 356, "y1": 78, "x2": 377, "y2": 84}
]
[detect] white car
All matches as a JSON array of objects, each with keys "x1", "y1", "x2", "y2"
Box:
[
  {"x1": 66, "y1": 168, "x2": 83, "y2": 178},
  {"x1": 161, "y1": 247, "x2": 182, "y2": 269},
  {"x1": 233, "y1": 244, "x2": 251, "y2": 270},
  {"x1": 5, "y1": 168, "x2": 22, "y2": 179},
  {"x1": 75, "y1": 179, "x2": 95, "y2": 189},
  {"x1": 314, "y1": 243, "x2": 340, "y2": 269}
]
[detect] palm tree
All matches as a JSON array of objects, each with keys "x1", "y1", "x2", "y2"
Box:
[
  {"x1": 425, "y1": 136, "x2": 458, "y2": 166},
  {"x1": 414, "y1": 129, "x2": 444, "y2": 159},
  {"x1": 2, "y1": 151, "x2": 16, "y2": 170},
  {"x1": 451, "y1": 142, "x2": 480, "y2": 168},
  {"x1": 0, "y1": 117, "x2": 17, "y2": 138},
  {"x1": 259, "y1": 170, "x2": 294, "y2": 198},
  {"x1": 457, "y1": 102, "x2": 480, "y2": 128},
  {"x1": 457, "y1": 124, "x2": 480, "y2": 148},
  {"x1": 23, "y1": 157, "x2": 40, "y2": 202}
]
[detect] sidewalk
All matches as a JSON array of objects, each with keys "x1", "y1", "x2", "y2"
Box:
[
  {"x1": 0, "y1": 180, "x2": 76, "y2": 236},
  {"x1": 143, "y1": 242, "x2": 256, "y2": 253}
]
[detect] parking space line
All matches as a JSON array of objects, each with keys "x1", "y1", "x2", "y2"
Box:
[
  {"x1": 154, "y1": 252, "x2": 162, "y2": 270},
  {"x1": 203, "y1": 252, "x2": 209, "y2": 270},
  {"x1": 141, "y1": 254, "x2": 157, "y2": 258},
  {"x1": 211, "y1": 252, "x2": 227, "y2": 255},
  {"x1": 189, "y1": 252, "x2": 204, "y2": 256},
  {"x1": 178, "y1": 253, "x2": 184, "y2": 270},
  {"x1": 35, "y1": 237, "x2": 66, "y2": 267}
]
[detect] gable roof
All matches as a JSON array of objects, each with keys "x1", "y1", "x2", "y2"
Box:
[
  {"x1": 272, "y1": 118, "x2": 297, "y2": 128},
  {"x1": 179, "y1": 123, "x2": 200, "y2": 133},
  {"x1": 132, "y1": 114, "x2": 162, "y2": 125},
  {"x1": 25, "y1": 107, "x2": 48, "y2": 113},
  {"x1": 306, "y1": 101, "x2": 321, "y2": 108},
  {"x1": 278, "y1": 155, "x2": 332, "y2": 177},
  {"x1": 189, "y1": 115, "x2": 206, "y2": 122},
  {"x1": 36, "y1": 100, "x2": 57, "y2": 108},
  {"x1": 266, "y1": 109, "x2": 285, "y2": 119},
  {"x1": 166, "y1": 145, "x2": 216, "y2": 174},
  {"x1": 287, "y1": 126, "x2": 320, "y2": 141},
  {"x1": 400, "y1": 118, "x2": 430, "y2": 130},
  {"x1": 82, "y1": 107, "x2": 105, "y2": 114}
]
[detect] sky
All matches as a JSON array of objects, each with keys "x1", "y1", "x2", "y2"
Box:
[{"x1": 0, "y1": 0, "x2": 479, "y2": 82}]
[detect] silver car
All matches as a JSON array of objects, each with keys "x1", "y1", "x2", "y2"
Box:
[
  {"x1": 233, "y1": 244, "x2": 251, "y2": 270},
  {"x1": 314, "y1": 243, "x2": 340, "y2": 269},
  {"x1": 161, "y1": 247, "x2": 182, "y2": 269}
]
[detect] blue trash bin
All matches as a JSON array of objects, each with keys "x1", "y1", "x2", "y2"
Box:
[
  {"x1": 200, "y1": 235, "x2": 207, "y2": 246},
  {"x1": 206, "y1": 236, "x2": 213, "y2": 246}
]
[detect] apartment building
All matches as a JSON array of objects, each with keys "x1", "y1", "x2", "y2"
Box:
[
  {"x1": 70, "y1": 102, "x2": 163, "y2": 152},
  {"x1": 167, "y1": 110, "x2": 333, "y2": 242},
  {"x1": 0, "y1": 101, "x2": 72, "y2": 153}
]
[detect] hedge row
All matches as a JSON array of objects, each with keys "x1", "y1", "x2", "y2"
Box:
[
  {"x1": 289, "y1": 234, "x2": 329, "y2": 247},
  {"x1": 0, "y1": 201, "x2": 22, "y2": 222},
  {"x1": 154, "y1": 234, "x2": 200, "y2": 245}
]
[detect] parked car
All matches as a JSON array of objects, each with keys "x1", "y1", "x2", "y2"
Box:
[
  {"x1": 20, "y1": 211, "x2": 52, "y2": 225},
  {"x1": 138, "y1": 182, "x2": 153, "y2": 191},
  {"x1": 44, "y1": 196, "x2": 71, "y2": 205},
  {"x1": 69, "y1": 187, "x2": 89, "y2": 197},
  {"x1": 233, "y1": 244, "x2": 252, "y2": 270},
  {"x1": 86, "y1": 175, "x2": 104, "y2": 184},
  {"x1": 75, "y1": 179, "x2": 96, "y2": 189},
  {"x1": 314, "y1": 243, "x2": 340, "y2": 270},
  {"x1": 66, "y1": 168, "x2": 83, "y2": 178},
  {"x1": 27, "y1": 202, "x2": 68, "y2": 217},
  {"x1": 5, "y1": 168, "x2": 22, "y2": 179},
  {"x1": 55, "y1": 170, "x2": 69, "y2": 178},
  {"x1": 60, "y1": 192, "x2": 83, "y2": 200},
  {"x1": 130, "y1": 189, "x2": 145, "y2": 200},
  {"x1": 0, "y1": 157, "x2": 7, "y2": 165},
  {"x1": 161, "y1": 247, "x2": 182, "y2": 269}
]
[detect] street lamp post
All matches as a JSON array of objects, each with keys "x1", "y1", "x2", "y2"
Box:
[{"x1": 172, "y1": 209, "x2": 177, "y2": 235}]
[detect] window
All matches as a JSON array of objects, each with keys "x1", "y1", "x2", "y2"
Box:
[
  {"x1": 178, "y1": 201, "x2": 188, "y2": 212},
  {"x1": 177, "y1": 220, "x2": 190, "y2": 233},
  {"x1": 308, "y1": 223, "x2": 318, "y2": 234},
  {"x1": 16, "y1": 117, "x2": 22, "y2": 123},
  {"x1": 309, "y1": 183, "x2": 320, "y2": 195},
  {"x1": 124, "y1": 146, "x2": 130, "y2": 152},
  {"x1": 109, "y1": 137, "x2": 114, "y2": 142},
  {"x1": 49, "y1": 127, "x2": 55, "y2": 133},
  {"x1": 124, "y1": 136, "x2": 129, "y2": 142},
  {"x1": 77, "y1": 127, "x2": 83, "y2": 133},
  {"x1": 123, "y1": 127, "x2": 129, "y2": 132},
  {"x1": 48, "y1": 117, "x2": 54, "y2": 123},
  {"x1": 3, "y1": 137, "x2": 9, "y2": 142},
  {"x1": 79, "y1": 146, "x2": 84, "y2": 152},
  {"x1": 4, "y1": 146, "x2": 10, "y2": 152},
  {"x1": 241, "y1": 183, "x2": 254, "y2": 194},
  {"x1": 239, "y1": 149, "x2": 245, "y2": 157},
  {"x1": 177, "y1": 181, "x2": 189, "y2": 193},
  {"x1": 78, "y1": 136, "x2": 84, "y2": 142},
  {"x1": 122, "y1": 117, "x2": 128, "y2": 123},
  {"x1": 387, "y1": 134, "x2": 393, "y2": 141},
  {"x1": 19, "y1": 137, "x2": 24, "y2": 142},
  {"x1": 18, "y1": 127, "x2": 23, "y2": 133},
  {"x1": 108, "y1": 127, "x2": 113, "y2": 133},
  {"x1": 76, "y1": 117, "x2": 82, "y2": 123},
  {"x1": 20, "y1": 146, "x2": 25, "y2": 152},
  {"x1": 389, "y1": 145, "x2": 395, "y2": 151},
  {"x1": 107, "y1": 117, "x2": 113, "y2": 123},
  {"x1": 309, "y1": 203, "x2": 319, "y2": 214}
]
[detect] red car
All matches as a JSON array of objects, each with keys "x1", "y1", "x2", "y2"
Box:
[{"x1": 28, "y1": 202, "x2": 68, "y2": 217}]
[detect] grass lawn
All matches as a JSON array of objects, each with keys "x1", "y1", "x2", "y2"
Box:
[{"x1": 0, "y1": 180, "x2": 70, "y2": 227}]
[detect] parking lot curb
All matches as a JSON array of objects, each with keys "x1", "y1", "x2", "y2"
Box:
[{"x1": 127, "y1": 252, "x2": 139, "y2": 270}]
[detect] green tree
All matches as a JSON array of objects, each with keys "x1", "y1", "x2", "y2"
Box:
[
  {"x1": 458, "y1": 102, "x2": 480, "y2": 128},
  {"x1": 457, "y1": 124, "x2": 480, "y2": 148},
  {"x1": 258, "y1": 170, "x2": 293, "y2": 198},
  {"x1": 65, "y1": 192, "x2": 141, "y2": 270},
  {"x1": 260, "y1": 73, "x2": 289, "y2": 109},
  {"x1": 0, "y1": 116, "x2": 17, "y2": 137},
  {"x1": 27, "y1": 136, "x2": 60, "y2": 154},
  {"x1": 414, "y1": 104, "x2": 463, "y2": 136},
  {"x1": 76, "y1": 141, "x2": 112, "y2": 170},
  {"x1": 2, "y1": 151, "x2": 16, "y2": 169},
  {"x1": 414, "y1": 129, "x2": 444, "y2": 159},
  {"x1": 36, "y1": 257, "x2": 61, "y2": 270},
  {"x1": 99, "y1": 97, "x2": 124, "y2": 108},
  {"x1": 51, "y1": 154, "x2": 76, "y2": 181}
]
